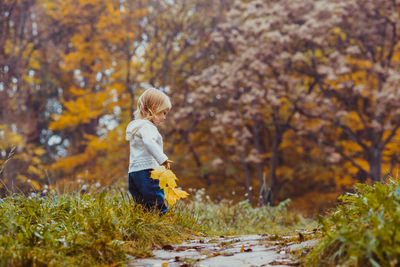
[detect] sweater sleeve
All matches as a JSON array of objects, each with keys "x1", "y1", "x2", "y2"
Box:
[{"x1": 139, "y1": 124, "x2": 168, "y2": 165}]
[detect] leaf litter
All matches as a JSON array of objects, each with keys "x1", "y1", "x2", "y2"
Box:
[{"x1": 131, "y1": 232, "x2": 319, "y2": 266}]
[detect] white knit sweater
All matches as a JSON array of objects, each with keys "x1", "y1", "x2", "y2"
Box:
[{"x1": 126, "y1": 119, "x2": 168, "y2": 173}]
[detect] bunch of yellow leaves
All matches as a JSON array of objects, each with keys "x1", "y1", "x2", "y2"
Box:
[{"x1": 150, "y1": 167, "x2": 189, "y2": 205}]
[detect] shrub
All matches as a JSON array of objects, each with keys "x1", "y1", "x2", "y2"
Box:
[{"x1": 307, "y1": 180, "x2": 400, "y2": 266}]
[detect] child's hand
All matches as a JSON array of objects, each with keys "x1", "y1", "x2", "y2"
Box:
[{"x1": 161, "y1": 160, "x2": 174, "y2": 170}]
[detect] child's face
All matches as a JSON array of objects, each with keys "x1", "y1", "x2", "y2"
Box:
[{"x1": 151, "y1": 110, "x2": 168, "y2": 126}]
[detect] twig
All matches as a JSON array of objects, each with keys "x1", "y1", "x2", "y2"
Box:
[{"x1": 0, "y1": 146, "x2": 16, "y2": 177}]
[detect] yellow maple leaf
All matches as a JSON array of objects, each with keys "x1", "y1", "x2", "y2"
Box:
[
  {"x1": 151, "y1": 167, "x2": 177, "y2": 188},
  {"x1": 160, "y1": 170, "x2": 178, "y2": 188},
  {"x1": 150, "y1": 167, "x2": 189, "y2": 205},
  {"x1": 164, "y1": 187, "x2": 189, "y2": 205},
  {"x1": 150, "y1": 166, "x2": 167, "y2": 181},
  {"x1": 164, "y1": 187, "x2": 179, "y2": 205},
  {"x1": 171, "y1": 187, "x2": 189, "y2": 198}
]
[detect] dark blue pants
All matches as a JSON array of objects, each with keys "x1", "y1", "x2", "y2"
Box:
[{"x1": 128, "y1": 169, "x2": 168, "y2": 214}]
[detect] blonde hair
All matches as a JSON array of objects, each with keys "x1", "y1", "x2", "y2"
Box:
[{"x1": 134, "y1": 88, "x2": 171, "y2": 120}]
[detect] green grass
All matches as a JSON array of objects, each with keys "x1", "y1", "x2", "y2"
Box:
[
  {"x1": 182, "y1": 188, "x2": 315, "y2": 235},
  {"x1": 0, "y1": 190, "x2": 198, "y2": 266},
  {"x1": 0, "y1": 188, "x2": 313, "y2": 266},
  {"x1": 306, "y1": 179, "x2": 400, "y2": 266}
]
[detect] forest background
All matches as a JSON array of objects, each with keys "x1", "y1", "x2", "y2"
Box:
[{"x1": 1, "y1": 0, "x2": 400, "y2": 215}]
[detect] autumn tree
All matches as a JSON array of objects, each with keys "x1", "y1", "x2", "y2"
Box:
[
  {"x1": 44, "y1": 0, "x2": 149, "y2": 185},
  {"x1": 134, "y1": 0, "x2": 234, "y2": 194},
  {"x1": 4, "y1": 0, "x2": 399, "y2": 215},
  {"x1": 0, "y1": 0, "x2": 60, "y2": 192},
  {"x1": 282, "y1": 0, "x2": 400, "y2": 183},
  {"x1": 182, "y1": 0, "x2": 400, "y2": 206},
  {"x1": 184, "y1": 0, "x2": 313, "y2": 204}
]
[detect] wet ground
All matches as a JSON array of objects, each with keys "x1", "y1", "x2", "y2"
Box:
[{"x1": 129, "y1": 232, "x2": 318, "y2": 267}]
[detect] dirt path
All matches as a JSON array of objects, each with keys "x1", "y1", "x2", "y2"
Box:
[{"x1": 129, "y1": 232, "x2": 318, "y2": 267}]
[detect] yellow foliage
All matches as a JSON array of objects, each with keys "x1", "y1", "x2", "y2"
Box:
[
  {"x1": 50, "y1": 153, "x2": 89, "y2": 172},
  {"x1": 28, "y1": 51, "x2": 41, "y2": 69},
  {"x1": 341, "y1": 111, "x2": 364, "y2": 131},
  {"x1": 332, "y1": 27, "x2": 346, "y2": 40},
  {"x1": 49, "y1": 91, "x2": 114, "y2": 130},
  {"x1": 0, "y1": 125, "x2": 24, "y2": 149},
  {"x1": 393, "y1": 44, "x2": 400, "y2": 63},
  {"x1": 164, "y1": 187, "x2": 190, "y2": 205},
  {"x1": 346, "y1": 58, "x2": 372, "y2": 69},
  {"x1": 16, "y1": 174, "x2": 28, "y2": 183},
  {"x1": 34, "y1": 148, "x2": 46, "y2": 156},
  {"x1": 314, "y1": 49, "x2": 324, "y2": 58},
  {"x1": 29, "y1": 180, "x2": 41, "y2": 190},
  {"x1": 150, "y1": 167, "x2": 189, "y2": 205},
  {"x1": 150, "y1": 167, "x2": 177, "y2": 188},
  {"x1": 27, "y1": 165, "x2": 44, "y2": 177},
  {"x1": 341, "y1": 140, "x2": 364, "y2": 153},
  {"x1": 276, "y1": 166, "x2": 294, "y2": 179},
  {"x1": 70, "y1": 87, "x2": 87, "y2": 96},
  {"x1": 49, "y1": 125, "x2": 127, "y2": 184},
  {"x1": 0, "y1": 125, "x2": 45, "y2": 191}
]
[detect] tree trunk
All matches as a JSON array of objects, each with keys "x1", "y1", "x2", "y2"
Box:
[
  {"x1": 369, "y1": 145, "x2": 382, "y2": 182},
  {"x1": 240, "y1": 152, "x2": 252, "y2": 203},
  {"x1": 268, "y1": 127, "x2": 282, "y2": 204},
  {"x1": 251, "y1": 118, "x2": 267, "y2": 205}
]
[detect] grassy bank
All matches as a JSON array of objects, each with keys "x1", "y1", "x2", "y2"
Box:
[
  {"x1": 183, "y1": 188, "x2": 315, "y2": 235},
  {"x1": 0, "y1": 190, "x2": 198, "y2": 266},
  {"x1": 0, "y1": 188, "x2": 314, "y2": 266},
  {"x1": 307, "y1": 179, "x2": 400, "y2": 266}
]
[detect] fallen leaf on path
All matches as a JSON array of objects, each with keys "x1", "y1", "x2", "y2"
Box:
[
  {"x1": 299, "y1": 232, "x2": 304, "y2": 242},
  {"x1": 162, "y1": 245, "x2": 174, "y2": 250},
  {"x1": 209, "y1": 252, "x2": 221, "y2": 258},
  {"x1": 193, "y1": 231, "x2": 203, "y2": 236},
  {"x1": 269, "y1": 259, "x2": 299, "y2": 266},
  {"x1": 222, "y1": 252, "x2": 234, "y2": 256}
]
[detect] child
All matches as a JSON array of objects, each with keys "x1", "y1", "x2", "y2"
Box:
[{"x1": 125, "y1": 88, "x2": 173, "y2": 214}]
